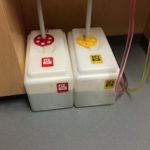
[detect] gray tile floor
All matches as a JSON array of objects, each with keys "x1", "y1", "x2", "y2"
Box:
[{"x1": 0, "y1": 43, "x2": 150, "y2": 150}]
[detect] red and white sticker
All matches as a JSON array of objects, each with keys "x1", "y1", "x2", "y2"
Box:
[
  {"x1": 42, "y1": 57, "x2": 54, "y2": 67},
  {"x1": 57, "y1": 83, "x2": 69, "y2": 93}
]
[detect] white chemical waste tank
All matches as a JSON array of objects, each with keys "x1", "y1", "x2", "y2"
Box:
[
  {"x1": 68, "y1": 27, "x2": 119, "y2": 107},
  {"x1": 24, "y1": 29, "x2": 73, "y2": 111}
]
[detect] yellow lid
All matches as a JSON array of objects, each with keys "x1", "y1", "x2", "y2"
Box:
[{"x1": 76, "y1": 35, "x2": 97, "y2": 48}]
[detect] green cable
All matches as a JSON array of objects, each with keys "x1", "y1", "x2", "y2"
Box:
[{"x1": 128, "y1": 39, "x2": 150, "y2": 92}]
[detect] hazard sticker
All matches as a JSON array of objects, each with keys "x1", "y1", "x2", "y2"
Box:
[
  {"x1": 42, "y1": 57, "x2": 54, "y2": 67},
  {"x1": 90, "y1": 55, "x2": 103, "y2": 64},
  {"x1": 57, "y1": 83, "x2": 69, "y2": 93},
  {"x1": 104, "y1": 79, "x2": 116, "y2": 90}
]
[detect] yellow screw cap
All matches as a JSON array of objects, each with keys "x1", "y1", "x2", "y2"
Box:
[{"x1": 76, "y1": 35, "x2": 97, "y2": 48}]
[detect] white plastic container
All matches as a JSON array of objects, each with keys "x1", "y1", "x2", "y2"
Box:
[
  {"x1": 68, "y1": 27, "x2": 119, "y2": 107},
  {"x1": 24, "y1": 29, "x2": 73, "y2": 111}
]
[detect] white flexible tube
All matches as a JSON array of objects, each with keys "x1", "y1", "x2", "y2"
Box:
[
  {"x1": 36, "y1": 0, "x2": 46, "y2": 38},
  {"x1": 85, "y1": 0, "x2": 93, "y2": 38}
]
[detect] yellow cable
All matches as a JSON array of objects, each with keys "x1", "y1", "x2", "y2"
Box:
[{"x1": 128, "y1": 39, "x2": 150, "y2": 92}]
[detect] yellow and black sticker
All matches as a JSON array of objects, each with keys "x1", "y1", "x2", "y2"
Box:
[
  {"x1": 104, "y1": 79, "x2": 116, "y2": 90},
  {"x1": 90, "y1": 54, "x2": 103, "y2": 64}
]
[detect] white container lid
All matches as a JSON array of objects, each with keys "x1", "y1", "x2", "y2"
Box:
[
  {"x1": 72, "y1": 28, "x2": 119, "y2": 75},
  {"x1": 27, "y1": 30, "x2": 67, "y2": 78}
]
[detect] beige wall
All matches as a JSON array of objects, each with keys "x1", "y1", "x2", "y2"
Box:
[
  {"x1": 0, "y1": 0, "x2": 25, "y2": 96},
  {"x1": 21, "y1": 0, "x2": 150, "y2": 36}
]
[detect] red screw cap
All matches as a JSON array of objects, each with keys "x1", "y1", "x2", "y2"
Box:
[{"x1": 34, "y1": 34, "x2": 54, "y2": 46}]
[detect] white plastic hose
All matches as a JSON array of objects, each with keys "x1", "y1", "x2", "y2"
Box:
[
  {"x1": 85, "y1": 0, "x2": 93, "y2": 38},
  {"x1": 36, "y1": 0, "x2": 46, "y2": 38}
]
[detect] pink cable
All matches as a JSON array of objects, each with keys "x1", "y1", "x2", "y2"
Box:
[
  {"x1": 115, "y1": 11, "x2": 134, "y2": 94},
  {"x1": 122, "y1": 0, "x2": 136, "y2": 89},
  {"x1": 115, "y1": 0, "x2": 136, "y2": 95},
  {"x1": 115, "y1": 1, "x2": 136, "y2": 95}
]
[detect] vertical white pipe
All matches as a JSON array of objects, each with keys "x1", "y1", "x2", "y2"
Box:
[
  {"x1": 36, "y1": 0, "x2": 46, "y2": 38},
  {"x1": 85, "y1": 0, "x2": 93, "y2": 38}
]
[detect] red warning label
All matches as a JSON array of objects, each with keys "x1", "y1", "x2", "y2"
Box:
[
  {"x1": 57, "y1": 83, "x2": 69, "y2": 93},
  {"x1": 42, "y1": 57, "x2": 54, "y2": 67}
]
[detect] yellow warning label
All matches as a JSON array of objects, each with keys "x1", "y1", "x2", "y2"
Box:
[
  {"x1": 90, "y1": 55, "x2": 103, "y2": 64},
  {"x1": 104, "y1": 79, "x2": 116, "y2": 89}
]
